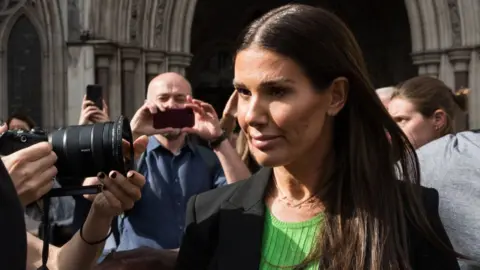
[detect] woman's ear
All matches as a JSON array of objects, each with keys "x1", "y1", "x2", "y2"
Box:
[
  {"x1": 432, "y1": 109, "x2": 447, "y2": 130},
  {"x1": 327, "y1": 77, "x2": 348, "y2": 116}
]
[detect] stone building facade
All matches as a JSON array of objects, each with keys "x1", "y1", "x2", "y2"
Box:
[{"x1": 1, "y1": 0, "x2": 480, "y2": 131}]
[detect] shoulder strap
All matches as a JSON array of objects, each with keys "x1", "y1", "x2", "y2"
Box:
[{"x1": 111, "y1": 216, "x2": 120, "y2": 246}]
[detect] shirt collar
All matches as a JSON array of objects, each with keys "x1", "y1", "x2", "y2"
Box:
[{"x1": 146, "y1": 135, "x2": 197, "y2": 154}]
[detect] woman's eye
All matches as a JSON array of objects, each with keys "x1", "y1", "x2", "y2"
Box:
[
  {"x1": 236, "y1": 88, "x2": 251, "y2": 96},
  {"x1": 394, "y1": 117, "x2": 408, "y2": 124},
  {"x1": 268, "y1": 87, "x2": 289, "y2": 98},
  {"x1": 270, "y1": 88, "x2": 286, "y2": 97}
]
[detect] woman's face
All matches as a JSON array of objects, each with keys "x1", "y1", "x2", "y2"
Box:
[
  {"x1": 388, "y1": 97, "x2": 437, "y2": 149},
  {"x1": 8, "y1": 118, "x2": 30, "y2": 131},
  {"x1": 234, "y1": 47, "x2": 345, "y2": 167}
]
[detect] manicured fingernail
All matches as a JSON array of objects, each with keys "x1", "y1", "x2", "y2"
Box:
[
  {"x1": 127, "y1": 171, "x2": 134, "y2": 178},
  {"x1": 110, "y1": 171, "x2": 117, "y2": 179}
]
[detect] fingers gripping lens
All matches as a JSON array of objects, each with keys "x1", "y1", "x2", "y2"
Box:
[{"x1": 49, "y1": 116, "x2": 134, "y2": 179}]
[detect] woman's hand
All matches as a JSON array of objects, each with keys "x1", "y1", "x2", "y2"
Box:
[
  {"x1": 83, "y1": 135, "x2": 148, "y2": 201},
  {"x1": 1, "y1": 142, "x2": 57, "y2": 206},
  {"x1": 90, "y1": 170, "x2": 145, "y2": 218},
  {"x1": 222, "y1": 90, "x2": 238, "y2": 118}
]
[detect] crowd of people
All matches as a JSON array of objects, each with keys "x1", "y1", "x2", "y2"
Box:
[{"x1": 0, "y1": 3, "x2": 478, "y2": 270}]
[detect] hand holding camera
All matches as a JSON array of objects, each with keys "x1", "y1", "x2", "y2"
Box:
[
  {"x1": 1, "y1": 142, "x2": 57, "y2": 206},
  {"x1": 83, "y1": 135, "x2": 148, "y2": 202},
  {"x1": 182, "y1": 96, "x2": 223, "y2": 141},
  {"x1": 86, "y1": 170, "x2": 145, "y2": 219}
]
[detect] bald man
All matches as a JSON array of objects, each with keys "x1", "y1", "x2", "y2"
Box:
[
  {"x1": 101, "y1": 72, "x2": 250, "y2": 259},
  {"x1": 376, "y1": 86, "x2": 395, "y2": 108}
]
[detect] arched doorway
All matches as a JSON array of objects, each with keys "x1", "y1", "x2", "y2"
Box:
[
  {"x1": 7, "y1": 14, "x2": 42, "y2": 126},
  {"x1": 187, "y1": 0, "x2": 416, "y2": 113}
]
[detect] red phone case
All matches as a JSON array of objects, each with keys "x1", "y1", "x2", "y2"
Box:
[{"x1": 153, "y1": 108, "x2": 195, "y2": 129}]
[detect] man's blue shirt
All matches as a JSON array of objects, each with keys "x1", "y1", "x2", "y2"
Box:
[{"x1": 114, "y1": 136, "x2": 226, "y2": 250}]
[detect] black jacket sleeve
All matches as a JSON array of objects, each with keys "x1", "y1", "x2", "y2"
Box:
[{"x1": 0, "y1": 160, "x2": 27, "y2": 270}]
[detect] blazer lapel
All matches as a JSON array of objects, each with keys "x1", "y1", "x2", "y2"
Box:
[{"x1": 216, "y1": 168, "x2": 272, "y2": 270}]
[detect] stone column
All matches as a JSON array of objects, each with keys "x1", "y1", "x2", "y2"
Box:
[
  {"x1": 145, "y1": 50, "x2": 166, "y2": 95},
  {"x1": 167, "y1": 52, "x2": 193, "y2": 76},
  {"x1": 121, "y1": 47, "x2": 141, "y2": 119},
  {"x1": 94, "y1": 42, "x2": 118, "y2": 118},
  {"x1": 66, "y1": 43, "x2": 96, "y2": 125},
  {"x1": 448, "y1": 48, "x2": 472, "y2": 131},
  {"x1": 411, "y1": 51, "x2": 442, "y2": 78},
  {"x1": 470, "y1": 47, "x2": 480, "y2": 129},
  {"x1": 448, "y1": 48, "x2": 472, "y2": 89}
]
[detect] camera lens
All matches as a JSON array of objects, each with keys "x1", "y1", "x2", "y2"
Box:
[{"x1": 49, "y1": 116, "x2": 134, "y2": 179}]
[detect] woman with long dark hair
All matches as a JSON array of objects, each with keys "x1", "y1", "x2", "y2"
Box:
[{"x1": 176, "y1": 4, "x2": 459, "y2": 269}]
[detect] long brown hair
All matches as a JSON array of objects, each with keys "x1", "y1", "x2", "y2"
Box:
[
  {"x1": 237, "y1": 4, "x2": 456, "y2": 269},
  {"x1": 393, "y1": 76, "x2": 468, "y2": 136}
]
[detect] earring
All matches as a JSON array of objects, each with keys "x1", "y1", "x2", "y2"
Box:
[
  {"x1": 434, "y1": 126, "x2": 439, "y2": 131},
  {"x1": 327, "y1": 111, "x2": 335, "y2": 117}
]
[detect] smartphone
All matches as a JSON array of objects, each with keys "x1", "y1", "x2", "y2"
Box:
[
  {"x1": 86, "y1": 84, "x2": 103, "y2": 110},
  {"x1": 153, "y1": 108, "x2": 195, "y2": 129}
]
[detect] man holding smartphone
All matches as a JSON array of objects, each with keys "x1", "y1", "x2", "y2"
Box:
[{"x1": 98, "y1": 72, "x2": 251, "y2": 266}]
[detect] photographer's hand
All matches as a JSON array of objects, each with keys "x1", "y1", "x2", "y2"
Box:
[
  {"x1": 83, "y1": 135, "x2": 148, "y2": 201},
  {"x1": 182, "y1": 97, "x2": 223, "y2": 140},
  {"x1": 91, "y1": 170, "x2": 144, "y2": 217},
  {"x1": 130, "y1": 100, "x2": 176, "y2": 141},
  {"x1": 51, "y1": 169, "x2": 145, "y2": 270},
  {"x1": 1, "y1": 142, "x2": 57, "y2": 206}
]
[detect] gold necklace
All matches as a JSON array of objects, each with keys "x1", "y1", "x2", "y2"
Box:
[{"x1": 273, "y1": 179, "x2": 321, "y2": 209}]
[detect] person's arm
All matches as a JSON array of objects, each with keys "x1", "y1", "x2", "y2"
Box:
[
  {"x1": 26, "y1": 168, "x2": 145, "y2": 270},
  {"x1": 56, "y1": 207, "x2": 111, "y2": 270},
  {"x1": 213, "y1": 139, "x2": 251, "y2": 184},
  {"x1": 25, "y1": 207, "x2": 110, "y2": 270},
  {"x1": 219, "y1": 114, "x2": 236, "y2": 137},
  {"x1": 26, "y1": 232, "x2": 60, "y2": 270}
]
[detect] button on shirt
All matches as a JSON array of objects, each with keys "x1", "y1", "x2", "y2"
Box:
[{"x1": 116, "y1": 136, "x2": 227, "y2": 250}]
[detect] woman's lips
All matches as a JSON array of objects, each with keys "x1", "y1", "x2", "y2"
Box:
[{"x1": 250, "y1": 135, "x2": 281, "y2": 150}]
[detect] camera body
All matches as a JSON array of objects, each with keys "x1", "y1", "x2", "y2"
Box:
[
  {"x1": 0, "y1": 116, "x2": 134, "y2": 180},
  {"x1": 0, "y1": 128, "x2": 50, "y2": 156}
]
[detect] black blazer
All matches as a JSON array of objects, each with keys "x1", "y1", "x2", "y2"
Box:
[
  {"x1": 0, "y1": 160, "x2": 26, "y2": 270},
  {"x1": 176, "y1": 168, "x2": 459, "y2": 270}
]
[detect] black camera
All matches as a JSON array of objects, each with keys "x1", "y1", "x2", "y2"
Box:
[{"x1": 0, "y1": 116, "x2": 134, "y2": 179}]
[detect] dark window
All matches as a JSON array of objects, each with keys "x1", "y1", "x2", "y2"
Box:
[{"x1": 7, "y1": 15, "x2": 42, "y2": 127}]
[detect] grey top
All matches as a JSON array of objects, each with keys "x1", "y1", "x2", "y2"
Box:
[
  {"x1": 417, "y1": 131, "x2": 480, "y2": 269},
  {"x1": 24, "y1": 179, "x2": 75, "y2": 226}
]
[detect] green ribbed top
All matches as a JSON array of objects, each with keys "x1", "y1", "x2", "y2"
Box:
[{"x1": 260, "y1": 208, "x2": 323, "y2": 270}]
